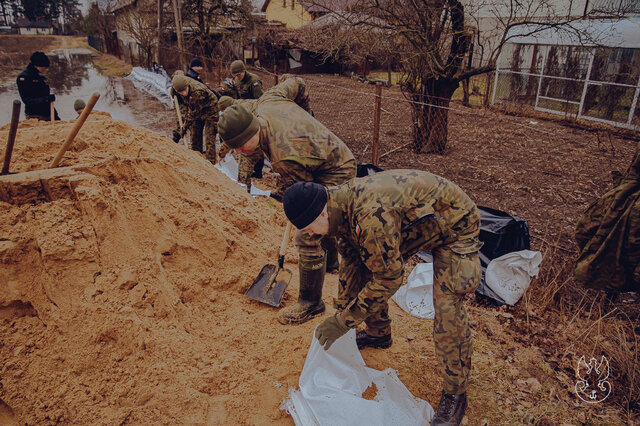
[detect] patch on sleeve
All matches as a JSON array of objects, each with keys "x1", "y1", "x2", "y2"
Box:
[
  {"x1": 355, "y1": 224, "x2": 361, "y2": 238},
  {"x1": 253, "y1": 82, "x2": 259, "y2": 86}
]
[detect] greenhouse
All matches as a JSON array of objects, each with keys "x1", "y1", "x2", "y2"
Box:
[{"x1": 492, "y1": 17, "x2": 640, "y2": 130}]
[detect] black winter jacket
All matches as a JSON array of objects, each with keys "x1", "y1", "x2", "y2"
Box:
[{"x1": 17, "y1": 63, "x2": 59, "y2": 119}]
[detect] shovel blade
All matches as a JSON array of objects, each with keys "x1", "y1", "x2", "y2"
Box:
[{"x1": 244, "y1": 264, "x2": 289, "y2": 307}]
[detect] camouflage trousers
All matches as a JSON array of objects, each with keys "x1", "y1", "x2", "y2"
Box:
[
  {"x1": 294, "y1": 162, "x2": 356, "y2": 261},
  {"x1": 189, "y1": 117, "x2": 204, "y2": 153},
  {"x1": 337, "y1": 209, "x2": 482, "y2": 395}
]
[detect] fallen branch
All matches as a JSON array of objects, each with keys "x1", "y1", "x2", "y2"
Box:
[{"x1": 379, "y1": 141, "x2": 412, "y2": 159}]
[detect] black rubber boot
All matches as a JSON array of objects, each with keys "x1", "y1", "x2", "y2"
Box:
[
  {"x1": 356, "y1": 330, "x2": 392, "y2": 349},
  {"x1": 278, "y1": 254, "x2": 326, "y2": 325},
  {"x1": 431, "y1": 391, "x2": 467, "y2": 426},
  {"x1": 321, "y1": 237, "x2": 339, "y2": 273}
]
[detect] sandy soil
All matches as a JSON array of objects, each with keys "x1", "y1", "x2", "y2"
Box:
[{"x1": 0, "y1": 56, "x2": 637, "y2": 423}]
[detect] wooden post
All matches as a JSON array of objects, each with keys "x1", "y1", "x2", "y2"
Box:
[
  {"x1": 50, "y1": 92, "x2": 100, "y2": 168},
  {"x1": 2, "y1": 100, "x2": 21, "y2": 175},
  {"x1": 50, "y1": 101, "x2": 55, "y2": 121},
  {"x1": 274, "y1": 63, "x2": 278, "y2": 85},
  {"x1": 371, "y1": 84, "x2": 382, "y2": 166},
  {"x1": 174, "y1": 95, "x2": 183, "y2": 129}
]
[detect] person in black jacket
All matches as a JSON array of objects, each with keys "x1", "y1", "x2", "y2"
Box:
[{"x1": 17, "y1": 51, "x2": 60, "y2": 121}]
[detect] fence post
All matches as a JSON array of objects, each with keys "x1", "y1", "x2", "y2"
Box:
[
  {"x1": 578, "y1": 49, "x2": 595, "y2": 119},
  {"x1": 372, "y1": 83, "x2": 382, "y2": 166}
]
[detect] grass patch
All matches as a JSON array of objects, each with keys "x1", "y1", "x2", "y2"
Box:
[{"x1": 93, "y1": 54, "x2": 132, "y2": 76}]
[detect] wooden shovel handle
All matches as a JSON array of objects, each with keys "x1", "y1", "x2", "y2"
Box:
[
  {"x1": 2, "y1": 100, "x2": 21, "y2": 175},
  {"x1": 174, "y1": 95, "x2": 183, "y2": 130},
  {"x1": 279, "y1": 222, "x2": 293, "y2": 258},
  {"x1": 50, "y1": 92, "x2": 100, "y2": 168}
]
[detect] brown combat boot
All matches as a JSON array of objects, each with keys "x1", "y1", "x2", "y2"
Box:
[
  {"x1": 278, "y1": 254, "x2": 326, "y2": 324},
  {"x1": 356, "y1": 330, "x2": 392, "y2": 349},
  {"x1": 431, "y1": 391, "x2": 467, "y2": 426}
]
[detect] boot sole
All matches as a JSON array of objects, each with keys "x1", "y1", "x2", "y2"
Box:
[
  {"x1": 356, "y1": 340, "x2": 392, "y2": 350},
  {"x1": 277, "y1": 305, "x2": 326, "y2": 325}
]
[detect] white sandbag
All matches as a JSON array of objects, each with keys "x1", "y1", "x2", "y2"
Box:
[
  {"x1": 485, "y1": 250, "x2": 542, "y2": 306},
  {"x1": 283, "y1": 329, "x2": 433, "y2": 426},
  {"x1": 214, "y1": 154, "x2": 271, "y2": 197},
  {"x1": 214, "y1": 154, "x2": 239, "y2": 182},
  {"x1": 391, "y1": 263, "x2": 435, "y2": 319}
]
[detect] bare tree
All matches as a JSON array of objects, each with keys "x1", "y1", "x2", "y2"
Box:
[
  {"x1": 292, "y1": 0, "x2": 599, "y2": 153},
  {"x1": 117, "y1": 5, "x2": 157, "y2": 67}
]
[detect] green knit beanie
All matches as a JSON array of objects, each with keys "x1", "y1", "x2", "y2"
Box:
[
  {"x1": 172, "y1": 72, "x2": 189, "y2": 92},
  {"x1": 230, "y1": 60, "x2": 246, "y2": 74},
  {"x1": 74, "y1": 99, "x2": 86, "y2": 111},
  {"x1": 218, "y1": 96, "x2": 234, "y2": 111},
  {"x1": 218, "y1": 104, "x2": 259, "y2": 149}
]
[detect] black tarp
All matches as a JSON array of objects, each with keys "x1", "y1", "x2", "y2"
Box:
[{"x1": 476, "y1": 206, "x2": 530, "y2": 304}]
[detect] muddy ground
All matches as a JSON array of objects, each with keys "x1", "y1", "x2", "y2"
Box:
[{"x1": 0, "y1": 36, "x2": 638, "y2": 424}]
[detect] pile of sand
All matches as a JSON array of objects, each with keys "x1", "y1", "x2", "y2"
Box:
[{"x1": 0, "y1": 114, "x2": 309, "y2": 424}]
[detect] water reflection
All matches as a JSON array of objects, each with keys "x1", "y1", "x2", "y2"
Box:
[{"x1": 0, "y1": 50, "x2": 172, "y2": 135}]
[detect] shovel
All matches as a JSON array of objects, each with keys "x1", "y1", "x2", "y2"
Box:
[{"x1": 245, "y1": 221, "x2": 293, "y2": 307}]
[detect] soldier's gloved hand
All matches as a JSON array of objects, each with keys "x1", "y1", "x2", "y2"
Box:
[
  {"x1": 315, "y1": 313, "x2": 350, "y2": 351},
  {"x1": 172, "y1": 131, "x2": 181, "y2": 143},
  {"x1": 48, "y1": 94, "x2": 56, "y2": 102}
]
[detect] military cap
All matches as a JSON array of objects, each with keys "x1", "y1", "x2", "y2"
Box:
[
  {"x1": 74, "y1": 99, "x2": 86, "y2": 111},
  {"x1": 172, "y1": 72, "x2": 189, "y2": 92},
  {"x1": 218, "y1": 96, "x2": 234, "y2": 111},
  {"x1": 217, "y1": 104, "x2": 259, "y2": 149},
  {"x1": 230, "y1": 60, "x2": 246, "y2": 74},
  {"x1": 190, "y1": 57, "x2": 203, "y2": 68},
  {"x1": 283, "y1": 182, "x2": 327, "y2": 229}
]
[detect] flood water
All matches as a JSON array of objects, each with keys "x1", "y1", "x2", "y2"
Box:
[{"x1": 0, "y1": 49, "x2": 174, "y2": 136}]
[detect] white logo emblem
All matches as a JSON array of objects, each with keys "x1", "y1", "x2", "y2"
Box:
[{"x1": 574, "y1": 355, "x2": 612, "y2": 403}]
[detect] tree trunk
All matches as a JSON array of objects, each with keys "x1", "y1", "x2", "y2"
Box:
[
  {"x1": 156, "y1": 0, "x2": 163, "y2": 64},
  {"x1": 171, "y1": 0, "x2": 185, "y2": 70},
  {"x1": 411, "y1": 78, "x2": 459, "y2": 154}
]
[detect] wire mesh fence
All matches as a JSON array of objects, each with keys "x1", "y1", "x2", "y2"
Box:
[
  {"x1": 112, "y1": 39, "x2": 632, "y2": 166},
  {"x1": 492, "y1": 43, "x2": 640, "y2": 130}
]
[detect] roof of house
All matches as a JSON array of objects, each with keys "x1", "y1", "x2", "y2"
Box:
[
  {"x1": 109, "y1": 0, "x2": 137, "y2": 13},
  {"x1": 261, "y1": 0, "x2": 356, "y2": 14},
  {"x1": 14, "y1": 18, "x2": 52, "y2": 28}
]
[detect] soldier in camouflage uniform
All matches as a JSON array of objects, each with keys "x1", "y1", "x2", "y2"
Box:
[
  {"x1": 575, "y1": 141, "x2": 640, "y2": 293},
  {"x1": 217, "y1": 76, "x2": 356, "y2": 325},
  {"x1": 171, "y1": 71, "x2": 219, "y2": 164},
  {"x1": 218, "y1": 77, "x2": 315, "y2": 193},
  {"x1": 219, "y1": 60, "x2": 264, "y2": 100},
  {"x1": 282, "y1": 170, "x2": 483, "y2": 426},
  {"x1": 217, "y1": 96, "x2": 263, "y2": 191}
]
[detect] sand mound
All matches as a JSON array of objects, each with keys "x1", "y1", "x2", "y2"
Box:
[{"x1": 0, "y1": 115, "x2": 304, "y2": 424}]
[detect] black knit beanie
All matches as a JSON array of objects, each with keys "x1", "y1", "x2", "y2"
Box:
[
  {"x1": 190, "y1": 58, "x2": 203, "y2": 68},
  {"x1": 283, "y1": 182, "x2": 327, "y2": 229},
  {"x1": 30, "y1": 51, "x2": 50, "y2": 67}
]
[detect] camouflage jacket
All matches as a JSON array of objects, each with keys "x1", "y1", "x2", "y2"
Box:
[
  {"x1": 219, "y1": 71, "x2": 263, "y2": 99},
  {"x1": 575, "y1": 142, "x2": 640, "y2": 292},
  {"x1": 254, "y1": 77, "x2": 355, "y2": 194},
  {"x1": 179, "y1": 78, "x2": 219, "y2": 137},
  {"x1": 326, "y1": 169, "x2": 481, "y2": 327}
]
